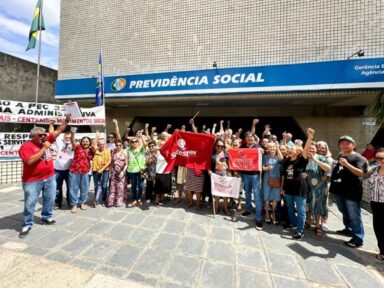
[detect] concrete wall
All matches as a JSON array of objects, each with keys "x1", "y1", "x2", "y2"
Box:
[
  {"x1": 296, "y1": 117, "x2": 378, "y2": 156},
  {"x1": 59, "y1": 0, "x2": 384, "y2": 80},
  {"x1": 0, "y1": 53, "x2": 57, "y2": 103}
]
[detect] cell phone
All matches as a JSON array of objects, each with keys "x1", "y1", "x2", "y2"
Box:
[{"x1": 70, "y1": 127, "x2": 78, "y2": 133}]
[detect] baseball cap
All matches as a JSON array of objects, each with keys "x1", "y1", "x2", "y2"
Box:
[{"x1": 338, "y1": 135, "x2": 355, "y2": 144}]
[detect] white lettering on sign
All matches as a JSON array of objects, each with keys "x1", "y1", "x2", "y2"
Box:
[{"x1": 128, "y1": 73, "x2": 264, "y2": 90}]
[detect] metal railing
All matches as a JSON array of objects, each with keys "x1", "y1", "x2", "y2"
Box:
[{"x1": 0, "y1": 159, "x2": 22, "y2": 184}]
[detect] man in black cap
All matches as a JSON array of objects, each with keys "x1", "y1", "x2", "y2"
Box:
[{"x1": 330, "y1": 135, "x2": 368, "y2": 248}]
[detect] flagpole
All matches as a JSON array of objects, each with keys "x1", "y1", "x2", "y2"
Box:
[
  {"x1": 34, "y1": 0, "x2": 43, "y2": 106},
  {"x1": 101, "y1": 46, "x2": 107, "y2": 140}
]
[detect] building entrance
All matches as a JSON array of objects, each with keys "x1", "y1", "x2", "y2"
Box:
[{"x1": 131, "y1": 116, "x2": 305, "y2": 142}]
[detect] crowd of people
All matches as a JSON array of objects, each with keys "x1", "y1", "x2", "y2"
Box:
[{"x1": 17, "y1": 116, "x2": 384, "y2": 262}]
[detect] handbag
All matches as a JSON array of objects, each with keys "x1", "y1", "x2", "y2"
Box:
[
  {"x1": 133, "y1": 152, "x2": 148, "y2": 180},
  {"x1": 140, "y1": 168, "x2": 149, "y2": 180},
  {"x1": 268, "y1": 177, "x2": 281, "y2": 188},
  {"x1": 267, "y1": 159, "x2": 280, "y2": 188}
]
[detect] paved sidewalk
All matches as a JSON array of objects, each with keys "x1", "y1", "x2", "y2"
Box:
[{"x1": 0, "y1": 183, "x2": 383, "y2": 288}]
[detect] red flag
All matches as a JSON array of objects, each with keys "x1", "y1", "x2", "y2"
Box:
[
  {"x1": 160, "y1": 131, "x2": 215, "y2": 173},
  {"x1": 228, "y1": 148, "x2": 263, "y2": 171}
]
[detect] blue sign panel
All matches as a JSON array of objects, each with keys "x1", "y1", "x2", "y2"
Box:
[{"x1": 55, "y1": 58, "x2": 384, "y2": 99}]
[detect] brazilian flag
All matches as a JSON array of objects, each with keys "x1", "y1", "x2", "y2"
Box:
[{"x1": 26, "y1": 0, "x2": 45, "y2": 51}]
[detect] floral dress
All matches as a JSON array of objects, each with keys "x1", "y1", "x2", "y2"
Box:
[
  {"x1": 306, "y1": 154, "x2": 328, "y2": 216},
  {"x1": 107, "y1": 150, "x2": 127, "y2": 207}
]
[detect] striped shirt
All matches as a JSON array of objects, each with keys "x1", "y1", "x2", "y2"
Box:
[{"x1": 368, "y1": 168, "x2": 384, "y2": 203}]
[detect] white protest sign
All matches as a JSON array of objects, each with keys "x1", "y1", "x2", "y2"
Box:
[
  {"x1": 0, "y1": 132, "x2": 105, "y2": 159},
  {"x1": 210, "y1": 173, "x2": 241, "y2": 198},
  {"x1": 0, "y1": 100, "x2": 105, "y2": 125},
  {"x1": 63, "y1": 102, "x2": 82, "y2": 118}
]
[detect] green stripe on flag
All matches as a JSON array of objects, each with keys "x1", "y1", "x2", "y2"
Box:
[{"x1": 26, "y1": 0, "x2": 45, "y2": 51}]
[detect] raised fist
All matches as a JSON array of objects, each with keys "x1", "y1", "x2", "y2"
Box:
[{"x1": 307, "y1": 128, "x2": 315, "y2": 136}]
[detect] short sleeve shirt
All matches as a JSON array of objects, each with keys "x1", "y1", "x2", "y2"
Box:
[
  {"x1": 330, "y1": 153, "x2": 368, "y2": 202},
  {"x1": 19, "y1": 134, "x2": 55, "y2": 183},
  {"x1": 282, "y1": 156, "x2": 308, "y2": 196},
  {"x1": 53, "y1": 140, "x2": 74, "y2": 170},
  {"x1": 70, "y1": 145, "x2": 94, "y2": 174},
  {"x1": 92, "y1": 148, "x2": 111, "y2": 171}
]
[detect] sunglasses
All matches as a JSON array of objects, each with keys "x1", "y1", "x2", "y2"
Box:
[
  {"x1": 149, "y1": 145, "x2": 155, "y2": 148},
  {"x1": 376, "y1": 157, "x2": 384, "y2": 161},
  {"x1": 131, "y1": 140, "x2": 138, "y2": 143},
  {"x1": 37, "y1": 134, "x2": 46, "y2": 138},
  {"x1": 116, "y1": 144, "x2": 122, "y2": 147},
  {"x1": 216, "y1": 145, "x2": 224, "y2": 148}
]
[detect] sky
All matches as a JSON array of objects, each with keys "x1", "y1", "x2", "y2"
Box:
[{"x1": 0, "y1": 0, "x2": 60, "y2": 70}]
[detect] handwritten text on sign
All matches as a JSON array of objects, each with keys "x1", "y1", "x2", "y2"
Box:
[
  {"x1": 228, "y1": 148, "x2": 262, "y2": 171},
  {"x1": 210, "y1": 173, "x2": 241, "y2": 198}
]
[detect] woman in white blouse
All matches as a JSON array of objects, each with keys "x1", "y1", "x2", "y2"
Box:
[{"x1": 368, "y1": 147, "x2": 384, "y2": 261}]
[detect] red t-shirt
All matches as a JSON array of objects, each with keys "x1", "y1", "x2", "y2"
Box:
[
  {"x1": 18, "y1": 134, "x2": 55, "y2": 183},
  {"x1": 362, "y1": 149, "x2": 375, "y2": 161},
  {"x1": 70, "y1": 145, "x2": 94, "y2": 174}
]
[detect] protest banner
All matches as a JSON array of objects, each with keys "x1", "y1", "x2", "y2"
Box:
[
  {"x1": 0, "y1": 100, "x2": 105, "y2": 125},
  {"x1": 160, "y1": 131, "x2": 215, "y2": 173},
  {"x1": 210, "y1": 173, "x2": 241, "y2": 198},
  {"x1": 228, "y1": 148, "x2": 262, "y2": 171},
  {"x1": 0, "y1": 132, "x2": 104, "y2": 159}
]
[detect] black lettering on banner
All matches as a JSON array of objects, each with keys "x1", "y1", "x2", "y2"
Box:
[
  {"x1": 15, "y1": 103, "x2": 24, "y2": 108},
  {"x1": 0, "y1": 107, "x2": 12, "y2": 113},
  {"x1": 0, "y1": 101, "x2": 10, "y2": 106}
]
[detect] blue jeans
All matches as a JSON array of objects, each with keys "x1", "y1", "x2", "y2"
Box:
[
  {"x1": 93, "y1": 171, "x2": 109, "y2": 204},
  {"x1": 22, "y1": 175, "x2": 56, "y2": 228},
  {"x1": 241, "y1": 173, "x2": 263, "y2": 222},
  {"x1": 285, "y1": 194, "x2": 306, "y2": 233},
  {"x1": 334, "y1": 195, "x2": 364, "y2": 245},
  {"x1": 55, "y1": 169, "x2": 70, "y2": 206},
  {"x1": 128, "y1": 172, "x2": 143, "y2": 201},
  {"x1": 69, "y1": 172, "x2": 90, "y2": 207}
]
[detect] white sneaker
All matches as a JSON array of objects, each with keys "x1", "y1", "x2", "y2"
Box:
[{"x1": 321, "y1": 223, "x2": 329, "y2": 232}]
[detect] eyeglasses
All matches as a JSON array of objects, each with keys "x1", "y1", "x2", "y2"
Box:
[
  {"x1": 376, "y1": 157, "x2": 384, "y2": 161},
  {"x1": 37, "y1": 134, "x2": 46, "y2": 138}
]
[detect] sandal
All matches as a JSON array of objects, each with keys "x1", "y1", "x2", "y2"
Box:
[
  {"x1": 271, "y1": 215, "x2": 278, "y2": 225},
  {"x1": 376, "y1": 254, "x2": 384, "y2": 261},
  {"x1": 315, "y1": 226, "x2": 322, "y2": 236}
]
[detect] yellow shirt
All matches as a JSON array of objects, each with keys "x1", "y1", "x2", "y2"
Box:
[{"x1": 92, "y1": 148, "x2": 111, "y2": 171}]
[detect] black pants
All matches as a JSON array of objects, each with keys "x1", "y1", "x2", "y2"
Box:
[
  {"x1": 371, "y1": 201, "x2": 384, "y2": 254},
  {"x1": 145, "y1": 180, "x2": 155, "y2": 200}
]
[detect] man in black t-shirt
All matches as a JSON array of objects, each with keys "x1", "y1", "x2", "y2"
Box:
[{"x1": 330, "y1": 135, "x2": 368, "y2": 248}]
